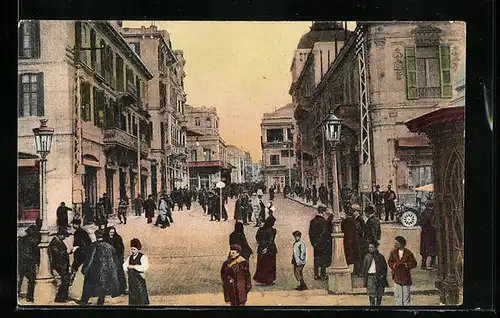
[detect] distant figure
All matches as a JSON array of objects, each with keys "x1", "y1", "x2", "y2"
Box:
[
  {"x1": 364, "y1": 205, "x2": 381, "y2": 246},
  {"x1": 305, "y1": 185, "x2": 311, "y2": 203},
  {"x1": 69, "y1": 219, "x2": 92, "y2": 286},
  {"x1": 133, "y1": 195, "x2": 144, "y2": 216},
  {"x1": 118, "y1": 198, "x2": 128, "y2": 224},
  {"x1": 253, "y1": 217, "x2": 278, "y2": 285},
  {"x1": 372, "y1": 185, "x2": 384, "y2": 220},
  {"x1": 291, "y1": 230, "x2": 307, "y2": 291},
  {"x1": 308, "y1": 204, "x2": 331, "y2": 280},
  {"x1": 312, "y1": 185, "x2": 318, "y2": 205},
  {"x1": 48, "y1": 228, "x2": 71, "y2": 303},
  {"x1": 123, "y1": 238, "x2": 150, "y2": 305},
  {"x1": 102, "y1": 193, "x2": 112, "y2": 215},
  {"x1": 155, "y1": 195, "x2": 171, "y2": 228},
  {"x1": 419, "y1": 200, "x2": 437, "y2": 269},
  {"x1": 362, "y1": 241, "x2": 388, "y2": 306},
  {"x1": 104, "y1": 227, "x2": 127, "y2": 295},
  {"x1": 95, "y1": 197, "x2": 108, "y2": 230},
  {"x1": 221, "y1": 245, "x2": 252, "y2": 306},
  {"x1": 229, "y1": 222, "x2": 253, "y2": 261},
  {"x1": 82, "y1": 198, "x2": 93, "y2": 225},
  {"x1": 268, "y1": 185, "x2": 275, "y2": 201},
  {"x1": 143, "y1": 194, "x2": 156, "y2": 224},
  {"x1": 56, "y1": 202, "x2": 72, "y2": 229},
  {"x1": 388, "y1": 236, "x2": 417, "y2": 306},
  {"x1": 17, "y1": 225, "x2": 40, "y2": 303},
  {"x1": 352, "y1": 206, "x2": 366, "y2": 277},
  {"x1": 384, "y1": 184, "x2": 397, "y2": 221},
  {"x1": 251, "y1": 193, "x2": 260, "y2": 227},
  {"x1": 318, "y1": 183, "x2": 327, "y2": 205}
]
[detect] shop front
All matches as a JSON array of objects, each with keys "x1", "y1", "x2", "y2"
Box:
[{"x1": 18, "y1": 153, "x2": 40, "y2": 222}]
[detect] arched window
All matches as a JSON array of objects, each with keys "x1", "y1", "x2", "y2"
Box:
[{"x1": 206, "y1": 117, "x2": 212, "y2": 128}]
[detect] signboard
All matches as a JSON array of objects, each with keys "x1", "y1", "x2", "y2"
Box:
[{"x1": 216, "y1": 181, "x2": 226, "y2": 189}]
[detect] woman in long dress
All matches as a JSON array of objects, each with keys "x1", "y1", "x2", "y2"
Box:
[
  {"x1": 103, "y1": 226, "x2": 127, "y2": 295},
  {"x1": 253, "y1": 217, "x2": 278, "y2": 285},
  {"x1": 123, "y1": 238, "x2": 150, "y2": 305}
]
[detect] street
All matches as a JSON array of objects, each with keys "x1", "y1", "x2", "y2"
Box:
[{"x1": 20, "y1": 194, "x2": 439, "y2": 306}]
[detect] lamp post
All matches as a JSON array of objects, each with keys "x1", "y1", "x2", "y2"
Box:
[
  {"x1": 32, "y1": 119, "x2": 56, "y2": 304},
  {"x1": 323, "y1": 110, "x2": 352, "y2": 294}
]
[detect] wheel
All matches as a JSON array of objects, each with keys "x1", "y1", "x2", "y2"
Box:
[{"x1": 401, "y1": 211, "x2": 418, "y2": 227}]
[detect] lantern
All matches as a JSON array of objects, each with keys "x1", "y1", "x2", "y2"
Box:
[
  {"x1": 32, "y1": 119, "x2": 54, "y2": 159},
  {"x1": 324, "y1": 110, "x2": 342, "y2": 143}
]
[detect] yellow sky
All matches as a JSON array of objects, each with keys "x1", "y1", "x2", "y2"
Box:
[{"x1": 123, "y1": 21, "x2": 354, "y2": 162}]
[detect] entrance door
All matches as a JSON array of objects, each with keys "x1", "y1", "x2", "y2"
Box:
[
  {"x1": 84, "y1": 166, "x2": 98, "y2": 208},
  {"x1": 141, "y1": 175, "x2": 147, "y2": 198},
  {"x1": 119, "y1": 169, "x2": 126, "y2": 200}
]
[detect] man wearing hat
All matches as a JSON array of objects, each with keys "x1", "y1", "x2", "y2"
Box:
[
  {"x1": 69, "y1": 219, "x2": 92, "y2": 286},
  {"x1": 48, "y1": 227, "x2": 72, "y2": 302},
  {"x1": 341, "y1": 209, "x2": 360, "y2": 276},
  {"x1": 220, "y1": 245, "x2": 252, "y2": 306},
  {"x1": 56, "y1": 202, "x2": 72, "y2": 229},
  {"x1": 372, "y1": 185, "x2": 384, "y2": 220},
  {"x1": 364, "y1": 205, "x2": 381, "y2": 248},
  {"x1": 352, "y1": 205, "x2": 366, "y2": 277},
  {"x1": 79, "y1": 229, "x2": 120, "y2": 306},
  {"x1": 308, "y1": 204, "x2": 331, "y2": 280},
  {"x1": 384, "y1": 184, "x2": 397, "y2": 222},
  {"x1": 123, "y1": 238, "x2": 150, "y2": 305},
  {"x1": 17, "y1": 225, "x2": 40, "y2": 303},
  {"x1": 388, "y1": 236, "x2": 417, "y2": 306}
]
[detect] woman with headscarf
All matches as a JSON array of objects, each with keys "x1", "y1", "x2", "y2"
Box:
[
  {"x1": 229, "y1": 222, "x2": 253, "y2": 261},
  {"x1": 123, "y1": 238, "x2": 150, "y2": 305},
  {"x1": 253, "y1": 216, "x2": 278, "y2": 285},
  {"x1": 104, "y1": 226, "x2": 127, "y2": 295}
]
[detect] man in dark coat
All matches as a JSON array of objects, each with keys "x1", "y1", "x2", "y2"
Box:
[
  {"x1": 308, "y1": 204, "x2": 331, "y2": 280},
  {"x1": 364, "y1": 205, "x2": 382, "y2": 246},
  {"x1": 79, "y1": 229, "x2": 120, "y2": 306},
  {"x1": 220, "y1": 245, "x2": 252, "y2": 306},
  {"x1": 95, "y1": 198, "x2": 108, "y2": 230},
  {"x1": 419, "y1": 200, "x2": 437, "y2": 269},
  {"x1": 18, "y1": 225, "x2": 40, "y2": 303},
  {"x1": 268, "y1": 185, "x2": 275, "y2": 201},
  {"x1": 384, "y1": 184, "x2": 397, "y2": 221},
  {"x1": 143, "y1": 194, "x2": 156, "y2": 224},
  {"x1": 69, "y1": 219, "x2": 92, "y2": 286},
  {"x1": 318, "y1": 183, "x2": 327, "y2": 205},
  {"x1": 48, "y1": 228, "x2": 72, "y2": 302},
  {"x1": 102, "y1": 193, "x2": 113, "y2": 215},
  {"x1": 312, "y1": 185, "x2": 318, "y2": 205},
  {"x1": 305, "y1": 186, "x2": 311, "y2": 203},
  {"x1": 340, "y1": 210, "x2": 360, "y2": 272},
  {"x1": 185, "y1": 188, "x2": 193, "y2": 210},
  {"x1": 56, "y1": 202, "x2": 72, "y2": 229},
  {"x1": 362, "y1": 241, "x2": 389, "y2": 306},
  {"x1": 372, "y1": 185, "x2": 384, "y2": 220},
  {"x1": 352, "y1": 206, "x2": 366, "y2": 277},
  {"x1": 133, "y1": 195, "x2": 144, "y2": 216}
]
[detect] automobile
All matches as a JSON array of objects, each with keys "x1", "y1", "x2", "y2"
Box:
[{"x1": 396, "y1": 183, "x2": 434, "y2": 227}]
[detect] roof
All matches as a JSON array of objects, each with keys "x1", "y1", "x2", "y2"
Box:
[
  {"x1": 263, "y1": 103, "x2": 295, "y2": 118},
  {"x1": 405, "y1": 106, "x2": 465, "y2": 132},
  {"x1": 297, "y1": 21, "x2": 352, "y2": 49}
]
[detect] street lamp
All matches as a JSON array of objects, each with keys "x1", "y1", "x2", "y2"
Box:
[
  {"x1": 32, "y1": 119, "x2": 56, "y2": 304},
  {"x1": 323, "y1": 110, "x2": 352, "y2": 294}
]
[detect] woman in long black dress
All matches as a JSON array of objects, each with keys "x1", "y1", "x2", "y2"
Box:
[
  {"x1": 253, "y1": 217, "x2": 278, "y2": 285},
  {"x1": 123, "y1": 238, "x2": 150, "y2": 305},
  {"x1": 229, "y1": 222, "x2": 253, "y2": 261},
  {"x1": 103, "y1": 226, "x2": 127, "y2": 295}
]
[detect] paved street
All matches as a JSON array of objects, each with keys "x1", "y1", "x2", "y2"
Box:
[{"x1": 20, "y1": 194, "x2": 439, "y2": 306}]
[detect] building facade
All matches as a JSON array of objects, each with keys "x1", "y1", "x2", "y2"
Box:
[
  {"x1": 18, "y1": 20, "x2": 154, "y2": 227},
  {"x1": 120, "y1": 23, "x2": 189, "y2": 194},
  {"x1": 243, "y1": 151, "x2": 253, "y2": 183},
  {"x1": 260, "y1": 103, "x2": 297, "y2": 189},
  {"x1": 227, "y1": 145, "x2": 247, "y2": 184},
  {"x1": 291, "y1": 21, "x2": 466, "y2": 207},
  {"x1": 185, "y1": 105, "x2": 230, "y2": 189}
]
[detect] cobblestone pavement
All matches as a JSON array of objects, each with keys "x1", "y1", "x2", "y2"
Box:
[{"x1": 19, "y1": 194, "x2": 439, "y2": 306}]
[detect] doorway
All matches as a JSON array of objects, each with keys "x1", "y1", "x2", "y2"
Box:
[{"x1": 84, "y1": 166, "x2": 98, "y2": 208}]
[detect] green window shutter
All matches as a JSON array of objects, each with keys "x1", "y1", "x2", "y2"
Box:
[
  {"x1": 439, "y1": 44, "x2": 452, "y2": 98},
  {"x1": 32, "y1": 21, "x2": 41, "y2": 58},
  {"x1": 18, "y1": 74, "x2": 23, "y2": 117},
  {"x1": 37, "y1": 73, "x2": 44, "y2": 116},
  {"x1": 405, "y1": 46, "x2": 418, "y2": 100}
]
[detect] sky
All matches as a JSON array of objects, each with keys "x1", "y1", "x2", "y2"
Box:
[{"x1": 123, "y1": 21, "x2": 354, "y2": 162}]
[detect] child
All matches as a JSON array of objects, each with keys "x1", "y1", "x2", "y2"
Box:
[{"x1": 292, "y1": 230, "x2": 307, "y2": 291}]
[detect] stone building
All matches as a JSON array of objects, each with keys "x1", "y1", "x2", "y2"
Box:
[
  {"x1": 18, "y1": 21, "x2": 153, "y2": 226},
  {"x1": 185, "y1": 105, "x2": 230, "y2": 189},
  {"x1": 291, "y1": 21, "x2": 466, "y2": 207},
  {"x1": 227, "y1": 145, "x2": 247, "y2": 184},
  {"x1": 243, "y1": 151, "x2": 253, "y2": 183},
  {"x1": 260, "y1": 103, "x2": 297, "y2": 189},
  {"x1": 120, "y1": 23, "x2": 189, "y2": 194}
]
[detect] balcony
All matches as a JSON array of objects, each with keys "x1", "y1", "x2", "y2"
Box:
[
  {"x1": 103, "y1": 128, "x2": 149, "y2": 157},
  {"x1": 263, "y1": 164, "x2": 287, "y2": 171},
  {"x1": 418, "y1": 87, "x2": 441, "y2": 99},
  {"x1": 186, "y1": 160, "x2": 225, "y2": 169},
  {"x1": 126, "y1": 82, "x2": 138, "y2": 99},
  {"x1": 262, "y1": 140, "x2": 292, "y2": 149}
]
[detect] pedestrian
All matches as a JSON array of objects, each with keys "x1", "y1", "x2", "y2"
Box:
[
  {"x1": 185, "y1": 189, "x2": 193, "y2": 210},
  {"x1": 17, "y1": 225, "x2": 40, "y2": 303},
  {"x1": 79, "y1": 229, "x2": 120, "y2": 306},
  {"x1": 118, "y1": 198, "x2": 128, "y2": 225},
  {"x1": 308, "y1": 204, "x2": 331, "y2": 280},
  {"x1": 419, "y1": 200, "x2": 437, "y2": 269},
  {"x1": 133, "y1": 195, "x2": 144, "y2": 217},
  {"x1": 305, "y1": 185, "x2": 311, "y2": 204},
  {"x1": 103, "y1": 227, "x2": 127, "y2": 295},
  {"x1": 384, "y1": 184, "x2": 397, "y2": 221},
  {"x1": 258, "y1": 194, "x2": 266, "y2": 224},
  {"x1": 312, "y1": 185, "x2": 318, "y2": 205},
  {"x1": 48, "y1": 227, "x2": 72, "y2": 303},
  {"x1": 143, "y1": 194, "x2": 156, "y2": 224},
  {"x1": 56, "y1": 202, "x2": 72, "y2": 229},
  {"x1": 372, "y1": 185, "x2": 384, "y2": 220},
  {"x1": 253, "y1": 216, "x2": 278, "y2": 286},
  {"x1": 69, "y1": 219, "x2": 92, "y2": 286},
  {"x1": 318, "y1": 183, "x2": 327, "y2": 205},
  {"x1": 240, "y1": 191, "x2": 250, "y2": 225},
  {"x1": 362, "y1": 241, "x2": 388, "y2": 306},
  {"x1": 95, "y1": 197, "x2": 108, "y2": 230},
  {"x1": 221, "y1": 245, "x2": 252, "y2": 306},
  {"x1": 364, "y1": 205, "x2": 381, "y2": 247},
  {"x1": 388, "y1": 236, "x2": 418, "y2": 306},
  {"x1": 155, "y1": 195, "x2": 171, "y2": 228},
  {"x1": 221, "y1": 194, "x2": 229, "y2": 221},
  {"x1": 269, "y1": 185, "x2": 275, "y2": 201},
  {"x1": 102, "y1": 193, "x2": 113, "y2": 215},
  {"x1": 229, "y1": 222, "x2": 253, "y2": 261},
  {"x1": 233, "y1": 194, "x2": 242, "y2": 221},
  {"x1": 123, "y1": 238, "x2": 150, "y2": 305},
  {"x1": 250, "y1": 193, "x2": 260, "y2": 227},
  {"x1": 82, "y1": 198, "x2": 93, "y2": 225},
  {"x1": 291, "y1": 230, "x2": 307, "y2": 291},
  {"x1": 340, "y1": 210, "x2": 360, "y2": 275},
  {"x1": 266, "y1": 204, "x2": 276, "y2": 225},
  {"x1": 352, "y1": 205, "x2": 366, "y2": 277}
]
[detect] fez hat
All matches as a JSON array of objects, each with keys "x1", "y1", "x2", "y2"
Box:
[
  {"x1": 317, "y1": 204, "x2": 327, "y2": 213},
  {"x1": 131, "y1": 238, "x2": 142, "y2": 250},
  {"x1": 292, "y1": 230, "x2": 302, "y2": 237},
  {"x1": 395, "y1": 236, "x2": 407, "y2": 247},
  {"x1": 229, "y1": 244, "x2": 242, "y2": 253}
]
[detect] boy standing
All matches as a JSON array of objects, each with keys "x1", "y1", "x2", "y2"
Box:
[{"x1": 292, "y1": 230, "x2": 307, "y2": 291}]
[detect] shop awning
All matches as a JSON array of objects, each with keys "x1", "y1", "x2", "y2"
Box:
[
  {"x1": 397, "y1": 135, "x2": 430, "y2": 147},
  {"x1": 415, "y1": 183, "x2": 434, "y2": 192}
]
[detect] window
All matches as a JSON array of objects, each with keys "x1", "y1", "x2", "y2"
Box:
[
  {"x1": 159, "y1": 82, "x2": 167, "y2": 108},
  {"x1": 93, "y1": 88, "x2": 105, "y2": 127},
  {"x1": 160, "y1": 122, "x2": 165, "y2": 149},
  {"x1": 266, "y1": 129, "x2": 284, "y2": 143},
  {"x1": 81, "y1": 82, "x2": 91, "y2": 121},
  {"x1": 204, "y1": 148, "x2": 212, "y2": 161},
  {"x1": 116, "y1": 55, "x2": 124, "y2": 91},
  {"x1": 129, "y1": 42, "x2": 141, "y2": 56},
  {"x1": 119, "y1": 111, "x2": 127, "y2": 131},
  {"x1": 287, "y1": 128, "x2": 293, "y2": 142},
  {"x1": 270, "y1": 155, "x2": 280, "y2": 166},
  {"x1": 90, "y1": 30, "x2": 96, "y2": 69},
  {"x1": 408, "y1": 165, "x2": 432, "y2": 189},
  {"x1": 405, "y1": 44, "x2": 452, "y2": 99},
  {"x1": 195, "y1": 117, "x2": 200, "y2": 126},
  {"x1": 281, "y1": 149, "x2": 294, "y2": 157},
  {"x1": 136, "y1": 76, "x2": 141, "y2": 99},
  {"x1": 190, "y1": 149, "x2": 197, "y2": 162},
  {"x1": 99, "y1": 40, "x2": 106, "y2": 76},
  {"x1": 132, "y1": 116, "x2": 138, "y2": 136},
  {"x1": 206, "y1": 117, "x2": 212, "y2": 128},
  {"x1": 19, "y1": 20, "x2": 40, "y2": 59},
  {"x1": 18, "y1": 73, "x2": 44, "y2": 117}
]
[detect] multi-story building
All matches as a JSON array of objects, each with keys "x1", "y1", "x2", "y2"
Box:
[
  {"x1": 227, "y1": 145, "x2": 247, "y2": 184},
  {"x1": 243, "y1": 151, "x2": 253, "y2": 183},
  {"x1": 185, "y1": 105, "x2": 230, "y2": 189},
  {"x1": 120, "y1": 23, "x2": 189, "y2": 194},
  {"x1": 291, "y1": 21, "x2": 466, "y2": 207},
  {"x1": 252, "y1": 162, "x2": 263, "y2": 183},
  {"x1": 18, "y1": 21, "x2": 154, "y2": 226},
  {"x1": 260, "y1": 103, "x2": 297, "y2": 189}
]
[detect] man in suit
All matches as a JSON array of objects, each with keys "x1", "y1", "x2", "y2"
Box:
[
  {"x1": 364, "y1": 205, "x2": 381, "y2": 250},
  {"x1": 18, "y1": 225, "x2": 40, "y2": 303},
  {"x1": 48, "y1": 228, "x2": 72, "y2": 303},
  {"x1": 384, "y1": 184, "x2": 397, "y2": 221}
]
